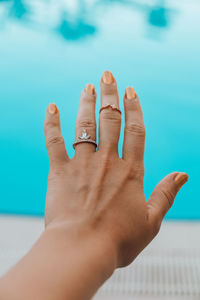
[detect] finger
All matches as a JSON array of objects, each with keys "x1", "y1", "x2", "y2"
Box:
[
  {"x1": 123, "y1": 87, "x2": 145, "y2": 174},
  {"x1": 98, "y1": 71, "x2": 121, "y2": 154},
  {"x1": 44, "y1": 103, "x2": 68, "y2": 168},
  {"x1": 147, "y1": 172, "x2": 189, "y2": 235},
  {"x1": 74, "y1": 84, "x2": 97, "y2": 156}
]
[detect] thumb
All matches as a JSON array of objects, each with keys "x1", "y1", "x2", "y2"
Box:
[{"x1": 147, "y1": 172, "x2": 189, "y2": 234}]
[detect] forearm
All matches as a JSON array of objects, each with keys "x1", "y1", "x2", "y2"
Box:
[{"x1": 0, "y1": 225, "x2": 116, "y2": 300}]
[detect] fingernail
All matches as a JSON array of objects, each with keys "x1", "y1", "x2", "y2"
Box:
[
  {"x1": 125, "y1": 87, "x2": 136, "y2": 100},
  {"x1": 48, "y1": 103, "x2": 57, "y2": 114},
  {"x1": 85, "y1": 84, "x2": 95, "y2": 95},
  {"x1": 175, "y1": 172, "x2": 189, "y2": 190},
  {"x1": 102, "y1": 71, "x2": 114, "y2": 84}
]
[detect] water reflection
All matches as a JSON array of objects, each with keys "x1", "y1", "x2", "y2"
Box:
[
  {"x1": 58, "y1": 18, "x2": 96, "y2": 41},
  {"x1": 57, "y1": 6, "x2": 96, "y2": 42},
  {"x1": 110, "y1": 0, "x2": 173, "y2": 29},
  {"x1": 0, "y1": 0, "x2": 175, "y2": 41},
  {"x1": 98, "y1": 0, "x2": 174, "y2": 30},
  {"x1": 10, "y1": 0, "x2": 28, "y2": 19},
  {"x1": 148, "y1": 0, "x2": 173, "y2": 29}
]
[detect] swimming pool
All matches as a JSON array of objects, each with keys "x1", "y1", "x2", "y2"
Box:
[{"x1": 0, "y1": 0, "x2": 199, "y2": 219}]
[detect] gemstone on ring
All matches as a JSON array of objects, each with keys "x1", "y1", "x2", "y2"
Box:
[
  {"x1": 79, "y1": 129, "x2": 91, "y2": 140},
  {"x1": 109, "y1": 104, "x2": 117, "y2": 109},
  {"x1": 73, "y1": 129, "x2": 97, "y2": 149}
]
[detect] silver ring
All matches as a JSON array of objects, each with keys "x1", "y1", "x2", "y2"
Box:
[
  {"x1": 73, "y1": 129, "x2": 97, "y2": 149},
  {"x1": 99, "y1": 104, "x2": 121, "y2": 114}
]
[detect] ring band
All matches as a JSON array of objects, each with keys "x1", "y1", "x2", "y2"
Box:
[
  {"x1": 73, "y1": 139, "x2": 97, "y2": 149},
  {"x1": 73, "y1": 129, "x2": 97, "y2": 149},
  {"x1": 99, "y1": 104, "x2": 121, "y2": 114}
]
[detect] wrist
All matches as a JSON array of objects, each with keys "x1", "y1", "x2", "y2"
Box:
[
  {"x1": 45, "y1": 222, "x2": 117, "y2": 293},
  {"x1": 0, "y1": 223, "x2": 117, "y2": 300}
]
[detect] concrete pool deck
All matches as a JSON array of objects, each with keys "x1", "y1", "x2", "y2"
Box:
[{"x1": 0, "y1": 216, "x2": 200, "y2": 300}]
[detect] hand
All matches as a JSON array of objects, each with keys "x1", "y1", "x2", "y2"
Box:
[
  {"x1": 44, "y1": 71, "x2": 188, "y2": 268},
  {"x1": 0, "y1": 71, "x2": 189, "y2": 300}
]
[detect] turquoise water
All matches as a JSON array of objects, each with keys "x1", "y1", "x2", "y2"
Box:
[{"x1": 0, "y1": 0, "x2": 199, "y2": 219}]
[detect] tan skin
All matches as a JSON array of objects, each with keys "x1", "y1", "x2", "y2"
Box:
[{"x1": 0, "y1": 71, "x2": 188, "y2": 300}]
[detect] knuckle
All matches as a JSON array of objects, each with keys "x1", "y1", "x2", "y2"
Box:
[
  {"x1": 125, "y1": 122, "x2": 145, "y2": 136},
  {"x1": 77, "y1": 182, "x2": 89, "y2": 194},
  {"x1": 125, "y1": 162, "x2": 144, "y2": 181},
  {"x1": 126, "y1": 165, "x2": 135, "y2": 179},
  {"x1": 128, "y1": 167, "x2": 144, "y2": 181},
  {"x1": 101, "y1": 152, "x2": 112, "y2": 166},
  {"x1": 159, "y1": 188, "x2": 175, "y2": 209},
  {"x1": 101, "y1": 110, "x2": 121, "y2": 123},
  {"x1": 48, "y1": 166, "x2": 65, "y2": 178},
  {"x1": 44, "y1": 120, "x2": 57, "y2": 133},
  {"x1": 77, "y1": 119, "x2": 96, "y2": 129},
  {"x1": 82, "y1": 93, "x2": 96, "y2": 103},
  {"x1": 46, "y1": 136, "x2": 65, "y2": 148}
]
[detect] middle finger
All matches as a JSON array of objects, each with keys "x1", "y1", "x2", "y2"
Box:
[{"x1": 98, "y1": 71, "x2": 121, "y2": 155}]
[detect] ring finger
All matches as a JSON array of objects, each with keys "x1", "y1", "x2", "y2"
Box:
[{"x1": 74, "y1": 84, "x2": 97, "y2": 156}]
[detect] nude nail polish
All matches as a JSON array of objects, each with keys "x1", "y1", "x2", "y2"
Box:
[
  {"x1": 175, "y1": 172, "x2": 189, "y2": 189},
  {"x1": 85, "y1": 84, "x2": 95, "y2": 95},
  {"x1": 125, "y1": 87, "x2": 136, "y2": 100},
  {"x1": 102, "y1": 71, "x2": 114, "y2": 84},
  {"x1": 48, "y1": 103, "x2": 57, "y2": 114}
]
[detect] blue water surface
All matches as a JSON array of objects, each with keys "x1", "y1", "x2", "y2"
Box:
[{"x1": 0, "y1": 0, "x2": 200, "y2": 218}]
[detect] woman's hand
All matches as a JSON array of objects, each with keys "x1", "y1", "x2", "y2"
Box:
[
  {"x1": 0, "y1": 71, "x2": 188, "y2": 300},
  {"x1": 44, "y1": 71, "x2": 188, "y2": 268}
]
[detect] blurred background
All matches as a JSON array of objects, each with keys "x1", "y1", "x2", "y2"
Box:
[
  {"x1": 0, "y1": 0, "x2": 199, "y2": 218},
  {"x1": 0, "y1": 0, "x2": 200, "y2": 299}
]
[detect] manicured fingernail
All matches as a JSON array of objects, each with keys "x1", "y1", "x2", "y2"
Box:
[
  {"x1": 48, "y1": 103, "x2": 57, "y2": 114},
  {"x1": 125, "y1": 87, "x2": 136, "y2": 100},
  {"x1": 102, "y1": 71, "x2": 114, "y2": 84},
  {"x1": 85, "y1": 84, "x2": 95, "y2": 95},
  {"x1": 175, "y1": 172, "x2": 189, "y2": 190}
]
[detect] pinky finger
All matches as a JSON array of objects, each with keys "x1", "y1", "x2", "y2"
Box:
[{"x1": 44, "y1": 104, "x2": 69, "y2": 168}]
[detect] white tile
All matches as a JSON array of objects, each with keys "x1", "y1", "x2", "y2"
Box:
[{"x1": 0, "y1": 216, "x2": 200, "y2": 300}]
